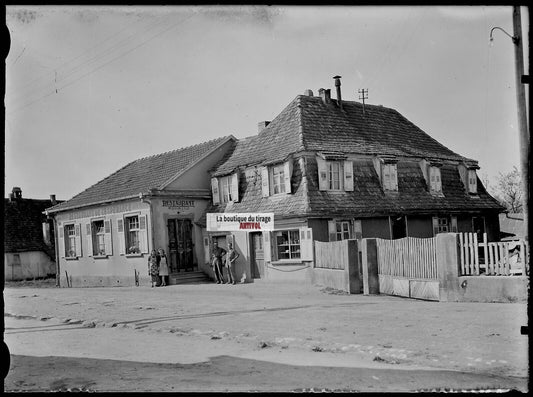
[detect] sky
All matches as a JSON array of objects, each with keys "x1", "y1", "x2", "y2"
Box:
[{"x1": 4, "y1": 5, "x2": 529, "y2": 201}]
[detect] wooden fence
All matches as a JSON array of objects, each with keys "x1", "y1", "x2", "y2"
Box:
[
  {"x1": 376, "y1": 237, "x2": 438, "y2": 280},
  {"x1": 459, "y1": 233, "x2": 529, "y2": 276},
  {"x1": 314, "y1": 240, "x2": 349, "y2": 270}
]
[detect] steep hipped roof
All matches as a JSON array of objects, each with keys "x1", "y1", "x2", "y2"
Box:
[
  {"x1": 48, "y1": 136, "x2": 235, "y2": 213},
  {"x1": 213, "y1": 94, "x2": 472, "y2": 177},
  {"x1": 4, "y1": 198, "x2": 61, "y2": 254}
]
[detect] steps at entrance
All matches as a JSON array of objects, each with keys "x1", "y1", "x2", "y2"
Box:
[{"x1": 169, "y1": 271, "x2": 212, "y2": 285}]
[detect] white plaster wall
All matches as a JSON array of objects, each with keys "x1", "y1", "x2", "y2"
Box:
[{"x1": 4, "y1": 251, "x2": 55, "y2": 281}]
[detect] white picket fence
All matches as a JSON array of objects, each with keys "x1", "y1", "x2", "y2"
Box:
[
  {"x1": 459, "y1": 233, "x2": 529, "y2": 276},
  {"x1": 376, "y1": 237, "x2": 438, "y2": 280}
]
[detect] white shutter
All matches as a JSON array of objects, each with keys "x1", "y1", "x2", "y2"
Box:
[
  {"x1": 104, "y1": 220, "x2": 113, "y2": 255},
  {"x1": 328, "y1": 220, "x2": 337, "y2": 242},
  {"x1": 263, "y1": 231, "x2": 272, "y2": 263},
  {"x1": 139, "y1": 215, "x2": 149, "y2": 254},
  {"x1": 58, "y1": 225, "x2": 65, "y2": 258},
  {"x1": 300, "y1": 227, "x2": 314, "y2": 261},
  {"x1": 354, "y1": 219, "x2": 363, "y2": 240},
  {"x1": 283, "y1": 159, "x2": 293, "y2": 194},
  {"x1": 382, "y1": 164, "x2": 390, "y2": 190},
  {"x1": 231, "y1": 172, "x2": 239, "y2": 202},
  {"x1": 316, "y1": 156, "x2": 328, "y2": 191},
  {"x1": 75, "y1": 224, "x2": 82, "y2": 257},
  {"x1": 211, "y1": 177, "x2": 220, "y2": 204},
  {"x1": 432, "y1": 217, "x2": 439, "y2": 236},
  {"x1": 117, "y1": 218, "x2": 125, "y2": 255},
  {"x1": 86, "y1": 223, "x2": 93, "y2": 257},
  {"x1": 451, "y1": 216, "x2": 458, "y2": 233},
  {"x1": 391, "y1": 164, "x2": 398, "y2": 191},
  {"x1": 261, "y1": 166, "x2": 270, "y2": 197},
  {"x1": 344, "y1": 160, "x2": 354, "y2": 191}
]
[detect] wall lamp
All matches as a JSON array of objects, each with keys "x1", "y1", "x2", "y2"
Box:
[{"x1": 489, "y1": 26, "x2": 519, "y2": 46}]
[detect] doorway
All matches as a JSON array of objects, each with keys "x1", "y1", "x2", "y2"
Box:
[
  {"x1": 167, "y1": 219, "x2": 194, "y2": 273},
  {"x1": 250, "y1": 232, "x2": 264, "y2": 278},
  {"x1": 391, "y1": 216, "x2": 407, "y2": 239}
]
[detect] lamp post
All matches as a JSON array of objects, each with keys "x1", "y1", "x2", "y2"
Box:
[{"x1": 490, "y1": 6, "x2": 529, "y2": 242}]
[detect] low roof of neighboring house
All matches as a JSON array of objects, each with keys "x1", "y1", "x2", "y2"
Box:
[
  {"x1": 499, "y1": 213, "x2": 525, "y2": 239},
  {"x1": 212, "y1": 95, "x2": 473, "y2": 177},
  {"x1": 4, "y1": 197, "x2": 61, "y2": 254},
  {"x1": 47, "y1": 136, "x2": 235, "y2": 213}
]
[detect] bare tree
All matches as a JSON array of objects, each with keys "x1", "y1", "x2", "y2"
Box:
[{"x1": 492, "y1": 167, "x2": 523, "y2": 213}]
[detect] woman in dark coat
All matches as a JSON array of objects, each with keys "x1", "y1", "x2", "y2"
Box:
[{"x1": 148, "y1": 249, "x2": 160, "y2": 287}]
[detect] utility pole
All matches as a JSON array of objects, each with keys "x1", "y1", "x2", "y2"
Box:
[
  {"x1": 358, "y1": 89, "x2": 368, "y2": 115},
  {"x1": 512, "y1": 6, "x2": 529, "y2": 242}
]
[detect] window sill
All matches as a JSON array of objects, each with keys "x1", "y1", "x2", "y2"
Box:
[
  {"x1": 125, "y1": 253, "x2": 144, "y2": 258},
  {"x1": 271, "y1": 259, "x2": 305, "y2": 265},
  {"x1": 65, "y1": 256, "x2": 79, "y2": 261},
  {"x1": 93, "y1": 255, "x2": 109, "y2": 259}
]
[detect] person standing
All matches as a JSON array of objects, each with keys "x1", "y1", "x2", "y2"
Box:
[
  {"x1": 225, "y1": 242, "x2": 239, "y2": 285},
  {"x1": 211, "y1": 240, "x2": 226, "y2": 284},
  {"x1": 148, "y1": 249, "x2": 160, "y2": 288},
  {"x1": 158, "y1": 248, "x2": 169, "y2": 286}
]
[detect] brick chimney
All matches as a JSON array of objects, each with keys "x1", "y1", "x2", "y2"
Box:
[
  {"x1": 12, "y1": 187, "x2": 22, "y2": 200},
  {"x1": 304, "y1": 89, "x2": 314, "y2": 97},
  {"x1": 50, "y1": 194, "x2": 57, "y2": 205},
  {"x1": 258, "y1": 121, "x2": 271, "y2": 133},
  {"x1": 333, "y1": 75, "x2": 343, "y2": 111},
  {"x1": 318, "y1": 88, "x2": 331, "y2": 105}
]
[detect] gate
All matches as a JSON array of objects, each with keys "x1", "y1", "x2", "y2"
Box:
[{"x1": 376, "y1": 237, "x2": 439, "y2": 301}]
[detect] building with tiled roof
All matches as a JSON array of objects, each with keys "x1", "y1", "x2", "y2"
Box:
[
  {"x1": 204, "y1": 78, "x2": 504, "y2": 282},
  {"x1": 45, "y1": 136, "x2": 236, "y2": 287},
  {"x1": 4, "y1": 187, "x2": 62, "y2": 281}
]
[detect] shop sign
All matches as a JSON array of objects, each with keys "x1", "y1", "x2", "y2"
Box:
[
  {"x1": 207, "y1": 213, "x2": 274, "y2": 232},
  {"x1": 162, "y1": 199, "x2": 195, "y2": 210}
]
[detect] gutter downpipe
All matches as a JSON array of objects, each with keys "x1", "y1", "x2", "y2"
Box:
[{"x1": 48, "y1": 212, "x2": 61, "y2": 288}]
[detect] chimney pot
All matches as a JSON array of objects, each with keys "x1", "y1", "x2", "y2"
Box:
[
  {"x1": 258, "y1": 121, "x2": 271, "y2": 133},
  {"x1": 12, "y1": 187, "x2": 22, "y2": 199},
  {"x1": 304, "y1": 89, "x2": 313, "y2": 97},
  {"x1": 50, "y1": 194, "x2": 57, "y2": 205},
  {"x1": 319, "y1": 88, "x2": 331, "y2": 105},
  {"x1": 333, "y1": 75, "x2": 343, "y2": 110}
]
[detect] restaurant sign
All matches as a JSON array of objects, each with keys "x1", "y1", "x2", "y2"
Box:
[{"x1": 161, "y1": 199, "x2": 195, "y2": 210}]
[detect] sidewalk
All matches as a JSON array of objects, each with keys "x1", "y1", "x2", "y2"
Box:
[{"x1": 3, "y1": 281, "x2": 528, "y2": 378}]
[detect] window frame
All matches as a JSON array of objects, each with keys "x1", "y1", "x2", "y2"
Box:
[
  {"x1": 270, "y1": 164, "x2": 286, "y2": 195},
  {"x1": 327, "y1": 161, "x2": 343, "y2": 190},
  {"x1": 64, "y1": 223, "x2": 77, "y2": 258},
  {"x1": 468, "y1": 169, "x2": 478, "y2": 194},
  {"x1": 92, "y1": 219, "x2": 107, "y2": 256},
  {"x1": 273, "y1": 229, "x2": 301, "y2": 261},
  {"x1": 382, "y1": 163, "x2": 398, "y2": 191},
  {"x1": 125, "y1": 215, "x2": 141, "y2": 255},
  {"x1": 335, "y1": 220, "x2": 351, "y2": 241},
  {"x1": 429, "y1": 166, "x2": 442, "y2": 193}
]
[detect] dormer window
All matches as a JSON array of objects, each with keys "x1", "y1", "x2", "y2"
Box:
[
  {"x1": 220, "y1": 175, "x2": 233, "y2": 203},
  {"x1": 327, "y1": 161, "x2": 342, "y2": 190},
  {"x1": 211, "y1": 172, "x2": 240, "y2": 204},
  {"x1": 429, "y1": 166, "x2": 442, "y2": 193},
  {"x1": 316, "y1": 153, "x2": 354, "y2": 192},
  {"x1": 271, "y1": 164, "x2": 286, "y2": 194},
  {"x1": 468, "y1": 169, "x2": 477, "y2": 194},
  {"x1": 373, "y1": 157, "x2": 398, "y2": 192},
  {"x1": 261, "y1": 159, "x2": 293, "y2": 197}
]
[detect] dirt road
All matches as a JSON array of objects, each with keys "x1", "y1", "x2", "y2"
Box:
[{"x1": 3, "y1": 281, "x2": 528, "y2": 392}]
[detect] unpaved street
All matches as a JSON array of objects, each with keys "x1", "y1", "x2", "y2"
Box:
[{"x1": 3, "y1": 281, "x2": 529, "y2": 392}]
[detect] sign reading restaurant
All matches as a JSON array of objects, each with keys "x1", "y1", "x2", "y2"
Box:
[
  {"x1": 207, "y1": 213, "x2": 274, "y2": 232},
  {"x1": 161, "y1": 199, "x2": 195, "y2": 210}
]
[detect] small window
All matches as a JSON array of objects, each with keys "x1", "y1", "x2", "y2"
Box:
[
  {"x1": 429, "y1": 166, "x2": 442, "y2": 193},
  {"x1": 274, "y1": 230, "x2": 301, "y2": 260},
  {"x1": 220, "y1": 175, "x2": 233, "y2": 203},
  {"x1": 64, "y1": 224, "x2": 77, "y2": 257},
  {"x1": 468, "y1": 170, "x2": 477, "y2": 194},
  {"x1": 328, "y1": 162, "x2": 342, "y2": 190},
  {"x1": 437, "y1": 218, "x2": 449, "y2": 233},
  {"x1": 125, "y1": 215, "x2": 140, "y2": 254},
  {"x1": 336, "y1": 221, "x2": 351, "y2": 240},
  {"x1": 271, "y1": 164, "x2": 286, "y2": 195},
  {"x1": 92, "y1": 220, "x2": 106, "y2": 256}
]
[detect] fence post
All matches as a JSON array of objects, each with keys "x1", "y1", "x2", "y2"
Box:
[
  {"x1": 436, "y1": 233, "x2": 461, "y2": 302},
  {"x1": 361, "y1": 238, "x2": 379, "y2": 295},
  {"x1": 346, "y1": 239, "x2": 362, "y2": 294}
]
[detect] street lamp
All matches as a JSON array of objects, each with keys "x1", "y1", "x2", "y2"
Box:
[{"x1": 489, "y1": 6, "x2": 529, "y2": 243}]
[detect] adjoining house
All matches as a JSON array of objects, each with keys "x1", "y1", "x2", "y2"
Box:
[
  {"x1": 45, "y1": 136, "x2": 236, "y2": 287},
  {"x1": 202, "y1": 78, "x2": 504, "y2": 283},
  {"x1": 4, "y1": 187, "x2": 61, "y2": 281},
  {"x1": 499, "y1": 213, "x2": 525, "y2": 241}
]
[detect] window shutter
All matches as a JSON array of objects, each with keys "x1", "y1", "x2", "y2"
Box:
[
  {"x1": 231, "y1": 172, "x2": 239, "y2": 202},
  {"x1": 58, "y1": 226, "x2": 65, "y2": 258},
  {"x1": 451, "y1": 216, "x2": 458, "y2": 233},
  {"x1": 139, "y1": 215, "x2": 149, "y2": 254},
  {"x1": 86, "y1": 223, "x2": 93, "y2": 257},
  {"x1": 328, "y1": 220, "x2": 337, "y2": 242},
  {"x1": 261, "y1": 166, "x2": 270, "y2": 197},
  {"x1": 117, "y1": 218, "x2": 125, "y2": 255},
  {"x1": 283, "y1": 159, "x2": 293, "y2": 194},
  {"x1": 468, "y1": 170, "x2": 477, "y2": 193},
  {"x1": 211, "y1": 177, "x2": 220, "y2": 204},
  {"x1": 432, "y1": 217, "x2": 439, "y2": 236},
  {"x1": 300, "y1": 227, "x2": 314, "y2": 261},
  {"x1": 344, "y1": 160, "x2": 354, "y2": 191},
  {"x1": 435, "y1": 169, "x2": 442, "y2": 192},
  {"x1": 263, "y1": 231, "x2": 272, "y2": 263},
  {"x1": 75, "y1": 223, "x2": 82, "y2": 257},
  {"x1": 391, "y1": 164, "x2": 398, "y2": 191},
  {"x1": 104, "y1": 220, "x2": 113, "y2": 255},
  {"x1": 316, "y1": 156, "x2": 328, "y2": 191},
  {"x1": 354, "y1": 219, "x2": 363, "y2": 240},
  {"x1": 203, "y1": 233, "x2": 211, "y2": 264}
]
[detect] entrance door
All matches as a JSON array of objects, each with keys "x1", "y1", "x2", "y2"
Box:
[
  {"x1": 167, "y1": 219, "x2": 194, "y2": 273},
  {"x1": 250, "y1": 232, "x2": 264, "y2": 278},
  {"x1": 391, "y1": 216, "x2": 407, "y2": 239}
]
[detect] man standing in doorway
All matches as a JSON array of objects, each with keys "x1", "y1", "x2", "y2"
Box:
[{"x1": 211, "y1": 240, "x2": 226, "y2": 284}]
